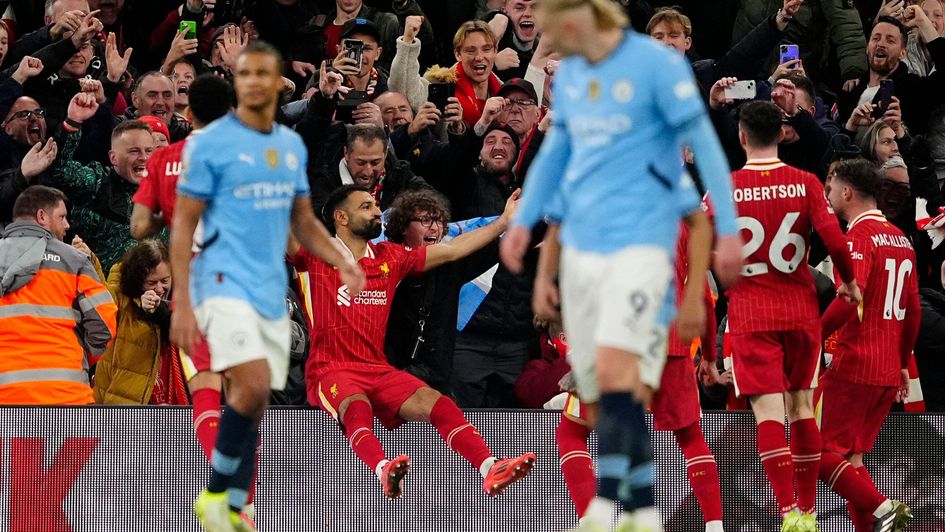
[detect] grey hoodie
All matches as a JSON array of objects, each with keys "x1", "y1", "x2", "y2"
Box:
[{"x1": 0, "y1": 221, "x2": 53, "y2": 296}]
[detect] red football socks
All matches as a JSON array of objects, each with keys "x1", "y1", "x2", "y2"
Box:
[
  {"x1": 342, "y1": 400, "x2": 385, "y2": 472},
  {"x1": 674, "y1": 422, "x2": 723, "y2": 523},
  {"x1": 555, "y1": 414, "x2": 595, "y2": 517},
  {"x1": 429, "y1": 396, "x2": 492, "y2": 470},
  {"x1": 790, "y1": 418, "x2": 821, "y2": 513},
  {"x1": 757, "y1": 420, "x2": 797, "y2": 515},
  {"x1": 851, "y1": 466, "x2": 881, "y2": 530},
  {"x1": 191, "y1": 387, "x2": 222, "y2": 462},
  {"x1": 819, "y1": 452, "x2": 886, "y2": 527}
]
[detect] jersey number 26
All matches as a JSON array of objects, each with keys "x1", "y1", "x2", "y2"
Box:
[{"x1": 737, "y1": 212, "x2": 805, "y2": 277}]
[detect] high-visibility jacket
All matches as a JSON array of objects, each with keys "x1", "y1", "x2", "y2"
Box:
[{"x1": 0, "y1": 221, "x2": 117, "y2": 405}]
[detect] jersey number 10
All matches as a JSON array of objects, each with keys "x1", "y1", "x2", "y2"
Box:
[
  {"x1": 737, "y1": 212, "x2": 805, "y2": 277},
  {"x1": 883, "y1": 258, "x2": 913, "y2": 321}
]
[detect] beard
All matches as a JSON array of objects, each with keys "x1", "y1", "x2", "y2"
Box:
[
  {"x1": 870, "y1": 54, "x2": 897, "y2": 77},
  {"x1": 480, "y1": 159, "x2": 514, "y2": 183},
  {"x1": 352, "y1": 218, "x2": 383, "y2": 240}
]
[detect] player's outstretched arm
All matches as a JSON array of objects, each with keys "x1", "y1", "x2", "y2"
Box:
[
  {"x1": 502, "y1": 116, "x2": 571, "y2": 273},
  {"x1": 427, "y1": 189, "x2": 521, "y2": 271},
  {"x1": 808, "y1": 178, "x2": 862, "y2": 304},
  {"x1": 674, "y1": 114, "x2": 742, "y2": 288},
  {"x1": 290, "y1": 196, "x2": 366, "y2": 294},
  {"x1": 676, "y1": 209, "x2": 712, "y2": 343},
  {"x1": 169, "y1": 195, "x2": 205, "y2": 354},
  {"x1": 130, "y1": 203, "x2": 164, "y2": 240}
]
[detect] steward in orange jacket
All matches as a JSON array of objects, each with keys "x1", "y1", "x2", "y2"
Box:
[{"x1": 0, "y1": 188, "x2": 117, "y2": 405}]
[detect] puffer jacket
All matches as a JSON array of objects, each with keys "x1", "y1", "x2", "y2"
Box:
[
  {"x1": 93, "y1": 263, "x2": 164, "y2": 404},
  {"x1": 731, "y1": 0, "x2": 867, "y2": 83}
]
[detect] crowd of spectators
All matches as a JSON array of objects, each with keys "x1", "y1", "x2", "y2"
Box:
[{"x1": 0, "y1": 0, "x2": 943, "y2": 412}]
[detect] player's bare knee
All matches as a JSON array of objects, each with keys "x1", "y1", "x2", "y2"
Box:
[
  {"x1": 750, "y1": 393, "x2": 785, "y2": 423},
  {"x1": 785, "y1": 390, "x2": 814, "y2": 421},
  {"x1": 848, "y1": 453, "x2": 864, "y2": 468},
  {"x1": 398, "y1": 387, "x2": 441, "y2": 423},
  {"x1": 187, "y1": 371, "x2": 222, "y2": 393}
]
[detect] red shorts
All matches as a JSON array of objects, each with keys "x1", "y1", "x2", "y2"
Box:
[
  {"x1": 729, "y1": 328, "x2": 820, "y2": 397},
  {"x1": 650, "y1": 356, "x2": 701, "y2": 431},
  {"x1": 180, "y1": 339, "x2": 213, "y2": 379},
  {"x1": 817, "y1": 370, "x2": 896, "y2": 455},
  {"x1": 308, "y1": 364, "x2": 428, "y2": 429}
]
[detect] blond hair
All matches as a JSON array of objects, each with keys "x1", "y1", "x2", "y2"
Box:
[
  {"x1": 453, "y1": 20, "x2": 498, "y2": 51},
  {"x1": 646, "y1": 7, "x2": 692, "y2": 37},
  {"x1": 537, "y1": 0, "x2": 629, "y2": 31}
]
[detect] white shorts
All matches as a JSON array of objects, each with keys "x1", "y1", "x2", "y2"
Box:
[
  {"x1": 559, "y1": 245, "x2": 673, "y2": 402},
  {"x1": 194, "y1": 296, "x2": 291, "y2": 391}
]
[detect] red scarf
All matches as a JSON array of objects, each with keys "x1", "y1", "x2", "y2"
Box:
[
  {"x1": 454, "y1": 62, "x2": 501, "y2": 126},
  {"x1": 150, "y1": 344, "x2": 189, "y2": 405},
  {"x1": 346, "y1": 68, "x2": 380, "y2": 97}
]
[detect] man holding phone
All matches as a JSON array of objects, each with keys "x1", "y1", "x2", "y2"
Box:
[
  {"x1": 838, "y1": 12, "x2": 945, "y2": 135},
  {"x1": 320, "y1": 19, "x2": 389, "y2": 108}
]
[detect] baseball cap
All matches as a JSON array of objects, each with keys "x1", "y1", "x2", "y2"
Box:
[
  {"x1": 340, "y1": 18, "x2": 382, "y2": 44},
  {"x1": 496, "y1": 78, "x2": 537, "y2": 103}
]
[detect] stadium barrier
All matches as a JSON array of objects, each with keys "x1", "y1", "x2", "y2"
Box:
[{"x1": 0, "y1": 408, "x2": 941, "y2": 532}]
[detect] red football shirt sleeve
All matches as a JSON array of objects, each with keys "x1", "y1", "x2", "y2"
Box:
[
  {"x1": 821, "y1": 296, "x2": 858, "y2": 340},
  {"x1": 822, "y1": 231, "x2": 871, "y2": 339},
  {"x1": 289, "y1": 247, "x2": 313, "y2": 272},
  {"x1": 807, "y1": 177, "x2": 855, "y2": 282},
  {"x1": 132, "y1": 154, "x2": 161, "y2": 208},
  {"x1": 850, "y1": 231, "x2": 874, "y2": 290},
  {"x1": 403, "y1": 245, "x2": 428, "y2": 277},
  {"x1": 900, "y1": 276, "x2": 921, "y2": 368}
]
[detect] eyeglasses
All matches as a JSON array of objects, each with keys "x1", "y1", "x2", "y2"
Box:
[
  {"x1": 508, "y1": 98, "x2": 537, "y2": 108},
  {"x1": 7, "y1": 108, "x2": 46, "y2": 122},
  {"x1": 410, "y1": 215, "x2": 440, "y2": 227}
]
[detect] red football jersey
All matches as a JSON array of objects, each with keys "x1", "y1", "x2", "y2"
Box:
[
  {"x1": 667, "y1": 222, "x2": 716, "y2": 359},
  {"x1": 830, "y1": 211, "x2": 920, "y2": 387},
  {"x1": 727, "y1": 159, "x2": 854, "y2": 332},
  {"x1": 132, "y1": 139, "x2": 186, "y2": 225},
  {"x1": 292, "y1": 240, "x2": 426, "y2": 374}
]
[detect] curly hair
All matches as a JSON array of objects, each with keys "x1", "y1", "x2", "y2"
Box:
[
  {"x1": 119, "y1": 239, "x2": 170, "y2": 299},
  {"x1": 384, "y1": 189, "x2": 452, "y2": 244}
]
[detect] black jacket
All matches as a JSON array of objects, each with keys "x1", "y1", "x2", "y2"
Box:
[
  {"x1": 837, "y1": 37, "x2": 945, "y2": 135},
  {"x1": 915, "y1": 288, "x2": 945, "y2": 412},
  {"x1": 401, "y1": 125, "x2": 521, "y2": 220},
  {"x1": 385, "y1": 242, "x2": 499, "y2": 393},
  {"x1": 387, "y1": 123, "x2": 471, "y2": 186},
  {"x1": 311, "y1": 154, "x2": 428, "y2": 214},
  {"x1": 297, "y1": 91, "x2": 430, "y2": 213},
  {"x1": 710, "y1": 104, "x2": 833, "y2": 177},
  {"x1": 691, "y1": 15, "x2": 786, "y2": 100}
]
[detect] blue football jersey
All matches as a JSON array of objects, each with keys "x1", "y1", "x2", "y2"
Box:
[{"x1": 178, "y1": 113, "x2": 309, "y2": 319}]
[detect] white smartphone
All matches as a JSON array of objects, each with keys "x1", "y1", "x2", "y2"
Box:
[{"x1": 723, "y1": 80, "x2": 757, "y2": 100}]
